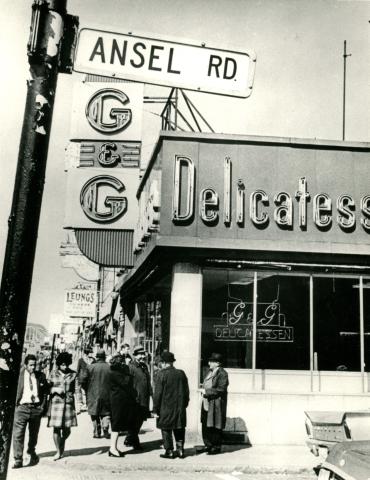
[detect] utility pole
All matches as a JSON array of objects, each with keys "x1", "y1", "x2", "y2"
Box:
[
  {"x1": 0, "y1": 2, "x2": 78, "y2": 478},
  {"x1": 342, "y1": 40, "x2": 351, "y2": 141}
]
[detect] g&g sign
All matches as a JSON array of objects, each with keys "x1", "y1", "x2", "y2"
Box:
[
  {"x1": 80, "y1": 175, "x2": 127, "y2": 223},
  {"x1": 70, "y1": 82, "x2": 143, "y2": 141},
  {"x1": 85, "y1": 88, "x2": 132, "y2": 134},
  {"x1": 64, "y1": 168, "x2": 139, "y2": 230},
  {"x1": 214, "y1": 300, "x2": 294, "y2": 343}
]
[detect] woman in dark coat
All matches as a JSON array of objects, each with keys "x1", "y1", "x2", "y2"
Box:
[
  {"x1": 201, "y1": 352, "x2": 229, "y2": 455},
  {"x1": 107, "y1": 354, "x2": 136, "y2": 457}
]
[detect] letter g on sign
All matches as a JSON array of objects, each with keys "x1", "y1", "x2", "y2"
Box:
[
  {"x1": 80, "y1": 175, "x2": 127, "y2": 223},
  {"x1": 85, "y1": 88, "x2": 132, "y2": 133}
]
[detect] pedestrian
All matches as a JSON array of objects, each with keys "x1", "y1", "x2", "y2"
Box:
[
  {"x1": 200, "y1": 353, "x2": 229, "y2": 455},
  {"x1": 106, "y1": 354, "x2": 137, "y2": 457},
  {"x1": 47, "y1": 351, "x2": 78, "y2": 460},
  {"x1": 75, "y1": 347, "x2": 94, "y2": 413},
  {"x1": 12, "y1": 354, "x2": 49, "y2": 469},
  {"x1": 125, "y1": 345, "x2": 151, "y2": 450},
  {"x1": 81, "y1": 348, "x2": 111, "y2": 439},
  {"x1": 153, "y1": 351, "x2": 189, "y2": 459},
  {"x1": 36, "y1": 351, "x2": 47, "y2": 374},
  {"x1": 21, "y1": 347, "x2": 27, "y2": 364},
  {"x1": 119, "y1": 343, "x2": 132, "y2": 365},
  {"x1": 153, "y1": 354, "x2": 163, "y2": 383}
]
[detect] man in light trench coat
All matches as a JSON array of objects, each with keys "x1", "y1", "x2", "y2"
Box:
[{"x1": 201, "y1": 352, "x2": 229, "y2": 455}]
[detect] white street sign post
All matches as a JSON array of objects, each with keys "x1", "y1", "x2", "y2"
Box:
[{"x1": 74, "y1": 28, "x2": 256, "y2": 98}]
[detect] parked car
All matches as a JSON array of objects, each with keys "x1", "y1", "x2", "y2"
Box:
[
  {"x1": 316, "y1": 440, "x2": 370, "y2": 480},
  {"x1": 305, "y1": 410, "x2": 370, "y2": 457}
]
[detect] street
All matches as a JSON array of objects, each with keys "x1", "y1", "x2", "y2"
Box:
[
  {"x1": 8, "y1": 466, "x2": 316, "y2": 480},
  {"x1": 7, "y1": 412, "x2": 318, "y2": 480}
]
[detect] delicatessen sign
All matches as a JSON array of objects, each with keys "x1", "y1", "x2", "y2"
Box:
[{"x1": 136, "y1": 136, "x2": 370, "y2": 257}]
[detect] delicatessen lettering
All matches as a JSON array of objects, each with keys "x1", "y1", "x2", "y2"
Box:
[{"x1": 172, "y1": 156, "x2": 370, "y2": 231}]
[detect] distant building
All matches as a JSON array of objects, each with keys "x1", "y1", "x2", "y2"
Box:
[{"x1": 24, "y1": 323, "x2": 49, "y2": 352}]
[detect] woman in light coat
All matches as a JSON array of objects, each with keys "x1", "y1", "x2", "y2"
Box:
[{"x1": 47, "y1": 352, "x2": 77, "y2": 460}]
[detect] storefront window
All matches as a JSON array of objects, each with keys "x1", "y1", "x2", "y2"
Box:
[
  {"x1": 256, "y1": 274, "x2": 309, "y2": 370},
  {"x1": 313, "y1": 276, "x2": 360, "y2": 372},
  {"x1": 362, "y1": 279, "x2": 370, "y2": 375},
  {"x1": 202, "y1": 269, "x2": 310, "y2": 372},
  {"x1": 202, "y1": 268, "x2": 365, "y2": 375},
  {"x1": 202, "y1": 269, "x2": 254, "y2": 370}
]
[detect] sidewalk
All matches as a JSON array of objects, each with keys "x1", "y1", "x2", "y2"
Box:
[{"x1": 7, "y1": 412, "x2": 320, "y2": 478}]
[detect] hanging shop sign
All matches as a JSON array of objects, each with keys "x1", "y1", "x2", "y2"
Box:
[
  {"x1": 74, "y1": 28, "x2": 256, "y2": 98},
  {"x1": 135, "y1": 135, "x2": 370, "y2": 257},
  {"x1": 64, "y1": 168, "x2": 139, "y2": 230},
  {"x1": 65, "y1": 140, "x2": 141, "y2": 169},
  {"x1": 134, "y1": 177, "x2": 160, "y2": 252},
  {"x1": 214, "y1": 301, "x2": 293, "y2": 342},
  {"x1": 70, "y1": 82, "x2": 143, "y2": 141},
  {"x1": 64, "y1": 288, "x2": 97, "y2": 317}
]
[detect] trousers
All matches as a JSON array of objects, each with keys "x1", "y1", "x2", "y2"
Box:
[
  {"x1": 13, "y1": 404, "x2": 43, "y2": 462},
  {"x1": 201, "y1": 408, "x2": 223, "y2": 448},
  {"x1": 126, "y1": 405, "x2": 147, "y2": 446},
  {"x1": 91, "y1": 415, "x2": 110, "y2": 435},
  {"x1": 161, "y1": 428, "x2": 185, "y2": 451}
]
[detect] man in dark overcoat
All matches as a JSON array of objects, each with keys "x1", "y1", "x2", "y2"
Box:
[
  {"x1": 12, "y1": 354, "x2": 49, "y2": 469},
  {"x1": 125, "y1": 345, "x2": 151, "y2": 450},
  {"x1": 201, "y1": 352, "x2": 229, "y2": 455},
  {"x1": 153, "y1": 351, "x2": 189, "y2": 459},
  {"x1": 80, "y1": 349, "x2": 111, "y2": 439}
]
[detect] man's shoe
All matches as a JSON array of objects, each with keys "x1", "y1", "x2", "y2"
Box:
[
  {"x1": 103, "y1": 430, "x2": 111, "y2": 439},
  {"x1": 132, "y1": 443, "x2": 143, "y2": 451},
  {"x1": 207, "y1": 447, "x2": 221, "y2": 455},
  {"x1": 160, "y1": 449, "x2": 176, "y2": 459},
  {"x1": 12, "y1": 462, "x2": 23, "y2": 469},
  {"x1": 176, "y1": 448, "x2": 185, "y2": 459},
  {"x1": 27, "y1": 454, "x2": 39, "y2": 466}
]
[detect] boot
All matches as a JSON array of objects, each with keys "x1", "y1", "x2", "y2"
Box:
[
  {"x1": 160, "y1": 449, "x2": 176, "y2": 459},
  {"x1": 176, "y1": 440, "x2": 185, "y2": 459}
]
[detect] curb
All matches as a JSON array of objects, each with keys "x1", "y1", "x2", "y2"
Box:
[{"x1": 39, "y1": 457, "x2": 316, "y2": 475}]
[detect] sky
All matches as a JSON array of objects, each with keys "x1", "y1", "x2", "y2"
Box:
[{"x1": 0, "y1": 0, "x2": 369, "y2": 332}]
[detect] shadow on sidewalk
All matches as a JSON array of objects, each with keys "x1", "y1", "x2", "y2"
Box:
[
  {"x1": 194, "y1": 443, "x2": 252, "y2": 456},
  {"x1": 124, "y1": 439, "x2": 162, "y2": 454},
  {"x1": 39, "y1": 446, "x2": 110, "y2": 458}
]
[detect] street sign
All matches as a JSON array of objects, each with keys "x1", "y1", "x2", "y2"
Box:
[{"x1": 74, "y1": 28, "x2": 256, "y2": 98}]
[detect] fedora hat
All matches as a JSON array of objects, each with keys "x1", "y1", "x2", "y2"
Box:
[
  {"x1": 96, "y1": 349, "x2": 106, "y2": 359},
  {"x1": 133, "y1": 345, "x2": 146, "y2": 356},
  {"x1": 208, "y1": 352, "x2": 223, "y2": 364},
  {"x1": 160, "y1": 351, "x2": 176, "y2": 363}
]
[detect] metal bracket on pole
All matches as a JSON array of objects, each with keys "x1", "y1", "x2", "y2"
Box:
[
  {"x1": 59, "y1": 14, "x2": 79, "y2": 74},
  {"x1": 28, "y1": 1, "x2": 78, "y2": 73}
]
